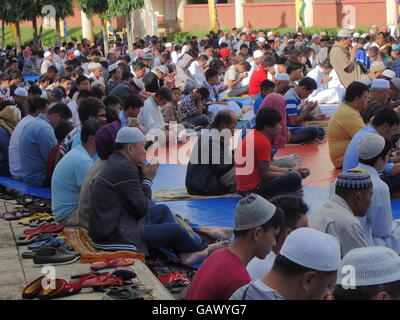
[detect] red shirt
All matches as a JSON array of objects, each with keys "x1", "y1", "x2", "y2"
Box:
[
  {"x1": 249, "y1": 65, "x2": 267, "y2": 96},
  {"x1": 186, "y1": 247, "x2": 251, "y2": 300},
  {"x1": 235, "y1": 130, "x2": 272, "y2": 191},
  {"x1": 248, "y1": 35, "x2": 256, "y2": 41},
  {"x1": 219, "y1": 48, "x2": 230, "y2": 59}
]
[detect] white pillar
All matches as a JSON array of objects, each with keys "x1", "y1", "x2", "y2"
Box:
[
  {"x1": 304, "y1": 0, "x2": 314, "y2": 27},
  {"x1": 177, "y1": 0, "x2": 186, "y2": 31},
  {"x1": 235, "y1": 0, "x2": 245, "y2": 29},
  {"x1": 81, "y1": 11, "x2": 94, "y2": 43},
  {"x1": 386, "y1": 0, "x2": 397, "y2": 25}
]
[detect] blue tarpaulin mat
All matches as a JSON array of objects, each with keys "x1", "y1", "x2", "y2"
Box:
[
  {"x1": 155, "y1": 186, "x2": 400, "y2": 268},
  {"x1": 153, "y1": 164, "x2": 187, "y2": 191},
  {"x1": 224, "y1": 97, "x2": 254, "y2": 105},
  {"x1": 23, "y1": 75, "x2": 39, "y2": 82},
  {"x1": 0, "y1": 176, "x2": 51, "y2": 199},
  {"x1": 319, "y1": 105, "x2": 338, "y2": 118}
]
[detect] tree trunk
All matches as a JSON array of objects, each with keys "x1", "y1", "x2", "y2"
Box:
[
  {"x1": 38, "y1": 21, "x2": 43, "y2": 48},
  {"x1": 32, "y1": 16, "x2": 39, "y2": 50},
  {"x1": 15, "y1": 22, "x2": 22, "y2": 53},
  {"x1": 125, "y1": 14, "x2": 134, "y2": 53},
  {"x1": 100, "y1": 18, "x2": 109, "y2": 58},
  {"x1": 1, "y1": 21, "x2": 5, "y2": 49},
  {"x1": 55, "y1": 17, "x2": 61, "y2": 47}
]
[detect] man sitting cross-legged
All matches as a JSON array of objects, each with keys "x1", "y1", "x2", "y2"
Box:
[{"x1": 88, "y1": 127, "x2": 232, "y2": 266}]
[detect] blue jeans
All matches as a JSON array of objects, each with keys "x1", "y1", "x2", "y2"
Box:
[
  {"x1": 247, "y1": 171, "x2": 303, "y2": 200},
  {"x1": 143, "y1": 204, "x2": 207, "y2": 254},
  {"x1": 289, "y1": 126, "x2": 325, "y2": 144}
]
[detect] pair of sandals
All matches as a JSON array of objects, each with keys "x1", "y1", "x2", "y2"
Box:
[
  {"x1": 22, "y1": 271, "x2": 131, "y2": 300},
  {"x1": 18, "y1": 212, "x2": 54, "y2": 226},
  {"x1": 2, "y1": 209, "x2": 31, "y2": 221},
  {"x1": 103, "y1": 284, "x2": 153, "y2": 300}
]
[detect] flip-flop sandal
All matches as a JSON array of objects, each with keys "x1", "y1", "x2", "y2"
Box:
[
  {"x1": 3, "y1": 210, "x2": 31, "y2": 221},
  {"x1": 28, "y1": 237, "x2": 65, "y2": 250},
  {"x1": 16, "y1": 234, "x2": 42, "y2": 246},
  {"x1": 19, "y1": 213, "x2": 53, "y2": 225},
  {"x1": 112, "y1": 267, "x2": 137, "y2": 281},
  {"x1": 157, "y1": 271, "x2": 187, "y2": 285},
  {"x1": 90, "y1": 258, "x2": 136, "y2": 272},
  {"x1": 70, "y1": 271, "x2": 108, "y2": 280},
  {"x1": 103, "y1": 286, "x2": 145, "y2": 300},
  {"x1": 23, "y1": 223, "x2": 64, "y2": 235},
  {"x1": 79, "y1": 273, "x2": 124, "y2": 289},
  {"x1": 27, "y1": 220, "x2": 51, "y2": 228}
]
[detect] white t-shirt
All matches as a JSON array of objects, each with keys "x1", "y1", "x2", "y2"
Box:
[
  {"x1": 246, "y1": 252, "x2": 276, "y2": 280},
  {"x1": 137, "y1": 96, "x2": 166, "y2": 134},
  {"x1": 188, "y1": 61, "x2": 206, "y2": 85},
  {"x1": 68, "y1": 100, "x2": 80, "y2": 128}
]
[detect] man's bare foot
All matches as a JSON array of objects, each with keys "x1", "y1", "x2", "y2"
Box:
[
  {"x1": 180, "y1": 249, "x2": 209, "y2": 266},
  {"x1": 207, "y1": 240, "x2": 230, "y2": 254},
  {"x1": 179, "y1": 241, "x2": 230, "y2": 266},
  {"x1": 198, "y1": 227, "x2": 233, "y2": 241}
]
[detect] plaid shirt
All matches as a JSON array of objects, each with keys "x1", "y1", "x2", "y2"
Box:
[{"x1": 180, "y1": 94, "x2": 199, "y2": 122}]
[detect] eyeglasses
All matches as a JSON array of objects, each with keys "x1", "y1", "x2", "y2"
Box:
[{"x1": 95, "y1": 113, "x2": 107, "y2": 118}]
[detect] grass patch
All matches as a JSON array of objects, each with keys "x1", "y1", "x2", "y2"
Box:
[
  {"x1": 168, "y1": 27, "x2": 372, "y2": 43},
  {"x1": 0, "y1": 26, "x2": 102, "y2": 47}
]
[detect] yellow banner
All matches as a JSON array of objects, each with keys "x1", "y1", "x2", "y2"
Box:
[
  {"x1": 10, "y1": 23, "x2": 17, "y2": 41},
  {"x1": 208, "y1": 0, "x2": 219, "y2": 33},
  {"x1": 295, "y1": 0, "x2": 306, "y2": 29},
  {"x1": 60, "y1": 19, "x2": 65, "y2": 38}
]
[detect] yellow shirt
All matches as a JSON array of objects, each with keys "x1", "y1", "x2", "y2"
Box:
[{"x1": 328, "y1": 103, "x2": 365, "y2": 169}]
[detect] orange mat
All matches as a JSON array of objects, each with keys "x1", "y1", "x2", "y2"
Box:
[
  {"x1": 276, "y1": 142, "x2": 340, "y2": 189},
  {"x1": 150, "y1": 138, "x2": 339, "y2": 189}
]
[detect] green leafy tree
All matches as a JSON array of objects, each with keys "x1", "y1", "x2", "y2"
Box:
[
  {"x1": 0, "y1": 0, "x2": 26, "y2": 52},
  {"x1": 45, "y1": 0, "x2": 74, "y2": 46},
  {"x1": 108, "y1": 0, "x2": 144, "y2": 52},
  {"x1": 79, "y1": 0, "x2": 110, "y2": 56},
  {"x1": 20, "y1": 0, "x2": 48, "y2": 49}
]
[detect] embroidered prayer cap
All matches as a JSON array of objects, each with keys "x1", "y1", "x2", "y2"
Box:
[
  {"x1": 358, "y1": 133, "x2": 386, "y2": 160},
  {"x1": 280, "y1": 228, "x2": 341, "y2": 272},
  {"x1": 115, "y1": 127, "x2": 145, "y2": 144},
  {"x1": 234, "y1": 194, "x2": 277, "y2": 231},
  {"x1": 88, "y1": 62, "x2": 102, "y2": 71},
  {"x1": 370, "y1": 61, "x2": 386, "y2": 73},
  {"x1": 336, "y1": 246, "x2": 400, "y2": 286},
  {"x1": 335, "y1": 170, "x2": 372, "y2": 190},
  {"x1": 108, "y1": 63, "x2": 119, "y2": 73},
  {"x1": 154, "y1": 65, "x2": 169, "y2": 75},
  {"x1": 253, "y1": 50, "x2": 263, "y2": 59},
  {"x1": 257, "y1": 37, "x2": 266, "y2": 43},
  {"x1": 276, "y1": 73, "x2": 290, "y2": 81},
  {"x1": 14, "y1": 88, "x2": 28, "y2": 97},
  {"x1": 381, "y1": 69, "x2": 396, "y2": 80},
  {"x1": 371, "y1": 78, "x2": 390, "y2": 89},
  {"x1": 337, "y1": 29, "x2": 352, "y2": 38}
]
